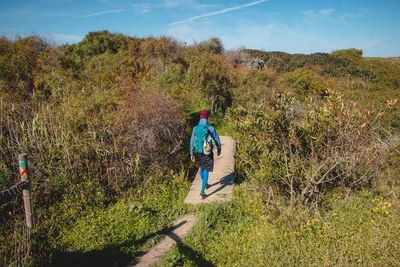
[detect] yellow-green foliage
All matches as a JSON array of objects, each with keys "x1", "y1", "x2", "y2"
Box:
[
  {"x1": 331, "y1": 48, "x2": 363, "y2": 61},
  {"x1": 55, "y1": 176, "x2": 190, "y2": 266},
  {"x1": 1, "y1": 31, "x2": 400, "y2": 266},
  {"x1": 195, "y1": 38, "x2": 224, "y2": 55},
  {"x1": 0, "y1": 36, "x2": 53, "y2": 102},
  {"x1": 233, "y1": 68, "x2": 278, "y2": 108},
  {"x1": 332, "y1": 48, "x2": 400, "y2": 91},
  {"x1": 245, "y1": 50, "x2": 350, "y2": 76},
  {"x1": 66, "y1": 30, "x2": 128, "y2": 66},
  {"x1": 63, "y1": 179, "x2": 189, "y2": 251},
  {"x1": 185, "y1": 52, "x2": 232, "y2": 113},
  {"x1": 280, "y1": 66, "x2": 335, "y2": 98},
  {"x1": 229, "y1": 91, "x2": 388, "y2": 205},
  {"x1": 158, "y1": 182, "x2": 400, "y2": 266},
  {"x1": 0, "y1": 33, "x2": 189, "y2": 266}
]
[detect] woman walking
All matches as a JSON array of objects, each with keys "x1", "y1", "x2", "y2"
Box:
[{"x1": 190, "y1": 110, "x2": 221, "y2": 199}]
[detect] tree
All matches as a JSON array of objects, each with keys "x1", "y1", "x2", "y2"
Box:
[
  {"x1": 331, "y1": 48, "x2": 363, "y2": 59},
  {"x1": 66, "y1": 31, "x2": 128, "y2": 66},
  {"x1": 0, "y1": 35, "x2": 51, "y2": 102},
  {"x1": 198, "y1": 37, "x2": 224, "y2": 54},
  {"x1": 186, "y1": 53, "x2": 232, "y2": 113}
]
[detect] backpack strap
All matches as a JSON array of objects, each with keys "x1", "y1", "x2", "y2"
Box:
[
  {"x1": 193, "y1": 125, "x2": 203, "y2": 142},
  {"x1": 204, "y1": 126, "x2": 213, "y2": 144}
]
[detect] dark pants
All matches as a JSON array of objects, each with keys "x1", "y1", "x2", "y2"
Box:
[
  {"x1": 195, "y1": 152, "x2": 214, "y2": 172},
  {"x1": 195, "y1": 153, "x2": 214, "y2": 196}
]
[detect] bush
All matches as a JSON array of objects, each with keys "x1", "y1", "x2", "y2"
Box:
[
  {"x1": 66, "y1": 31, "x2": 128, "y2": 66},
  {"x1": 246, "y1": 50, "x2": 350, "y2": 76},
  {"x1": 197, "y1": 38, "x2": 224, "y2": 54},
  {"x1": 280, "y1": 67, "x2": 335, "y2": 98},
  {"x1": 0, "y1": 33, "x2": 189, "y2": 265},
  {"x1": 0, "y1": 35, "x2": 54, "y2": 102},
  {"x1": 232, "y1": 68, "x2": 278, "y2": 108},
  {"x1": 49, "y1": 176, "x2": 190, "y2": 267},
  {"x1": 185, "y1": 52, "x2": 232, "y2": 113},
  {"x1": 229, "y1": 91, "x2": 389, "y2": 206},
  {"x1": 332, "y1": 48, "x2": 363, "y2": 60}
]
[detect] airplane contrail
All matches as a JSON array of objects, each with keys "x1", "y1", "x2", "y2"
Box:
[
  {"x1": 78, "y1": 9, "x2": 124, "y2": 18},
  {"x1": 169, "y1": 0, "x2": 269, "y2": 26}
]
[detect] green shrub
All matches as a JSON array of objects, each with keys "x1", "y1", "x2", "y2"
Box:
[
  {"x1": 66, "y1": 31, "x2": 128, "y2": 66},
  {"x1": 0, "y1": 35, "x2": 54, "y2": 102},
  {"x1": 232, "y1": 68, "x2": 278, "y2": 108},
  {"x1": 185, "y1": 52, "x2": 233, "y2": 114},
  {"x1": 229, "y1": 91, "x2": 388, "y2": 206},
  {"x1": 159, "y1": 182, "x2": 400, "y2": 266},
  {"x1": 52, "y1": 176, "x2": 190, "y2": 266},
  {"x1": 280, "y1": 67, "x2": 335, "y2": 98},
  {"x1": 331, "y1": 48, "x2": 363, "y2": 60},
  {"x1": 246, "y1": 50, "x2": 350, "y2": 76}
]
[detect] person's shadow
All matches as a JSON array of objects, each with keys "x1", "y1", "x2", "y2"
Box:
[
  {"x1": 166, "y1": 231, "x2": 215, "y2": 267},
  {"x1": 51, "y1": 216, "x2": 212, "y2": 267},
  {"x1": 206, "y1": 173, "x2": 234, "y2": 197}
]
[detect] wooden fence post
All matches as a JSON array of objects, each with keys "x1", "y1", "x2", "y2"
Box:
[{"x1": 19, "y1": 153, "x2": 34, "y2": 228}]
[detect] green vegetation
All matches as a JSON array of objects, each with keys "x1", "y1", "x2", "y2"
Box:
[
  {"x1": 158, "y1": 183, "x2": 400, "y2": 266},
  {"x1": 1, "y1": 31, "x2": 399, "y2": 266},
  {"x1": 51, "y1": 175, "x2": 190, "y2": 267}
]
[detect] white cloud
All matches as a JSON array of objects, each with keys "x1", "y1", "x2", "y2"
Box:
[
  {"x1": 77, "y1": 9, "x2": 124, "y2": 18},
  {"x1": 302, "y1": 8, "x2": 335, "y2": 18},
  {"x1": 302, "y1": 9, "x2": 315, "y2": 17},
  {"x1": 132, "y1": 1, "x2": 216, "y2": 13},
  {"x1": 163, "y1": 0, "x2": 215, "y2": 9},
  {"x1": 132, "y1": 0, "x2": 216, "y2": 13},
  {"x1": 132, "y1": 3, "x2": 161, "y2": 12},
  {"x1": 321, "y1": 9, "x2": 335, "y2": 16},
  {"x1": 340, "y1": 8, "x2": 371, "y2": 21},
  {"x1": 338, "y1": 8, "x2": 372, "y2": 27},
  {"x1": 167, "y1": 23, "x2": 214, "y2": 44},
  {"x1": 300, "y1": 8, "x2": 336, "y2": 29},
  {"x1": 168, "y1": 0, "x2": 269, "y2": 26},
  {"x1": 223, "y1": 21, "x2": 383, "y2": 55},
  {"x1": 53, "y1": 33, "x2": 83, "y2": 43},
  {"x1": 167, "y1": 17, "x2": 380, "y2": 55}
]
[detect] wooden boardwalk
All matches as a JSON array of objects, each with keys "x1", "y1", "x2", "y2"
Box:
[
  {"x1": 184, "y1": 136, "x2": 236, "y2": 205},
  {"x1": 130, "y1": 136, "x2": 236, "y2": 266}
]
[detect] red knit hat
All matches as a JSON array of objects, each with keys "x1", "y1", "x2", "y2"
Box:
[{"x1": 200, "y1": 110, "x2": 208, "y2": 119}]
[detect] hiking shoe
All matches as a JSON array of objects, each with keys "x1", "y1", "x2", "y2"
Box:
[{"x1": 200, "y1": 194, "x2": 207, "y2": 200}]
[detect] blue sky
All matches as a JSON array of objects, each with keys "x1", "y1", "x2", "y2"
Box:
[{"x1": 0, "y1": 0, "x2": 399, "y2": 57}]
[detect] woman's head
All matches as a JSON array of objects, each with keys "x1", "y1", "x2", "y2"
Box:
[{"x1": 200, "y1": 110, "x2": 208, "y2": 119}]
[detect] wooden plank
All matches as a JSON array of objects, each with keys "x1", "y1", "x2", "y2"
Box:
[{"x1": 184, "y1": 136, "x2": 236, "y2": 205}]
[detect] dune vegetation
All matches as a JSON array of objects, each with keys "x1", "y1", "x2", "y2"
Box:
[{"x1": 1, "y1": 31, "x2": 399, "y2": 266}]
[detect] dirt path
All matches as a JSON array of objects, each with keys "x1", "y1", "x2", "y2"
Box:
[
  {"x1": 129, "y1": 136, "x2": 236, "y2": 266},
  {"x1": 128, "y1": 214, "x2": 197, "y2": 267}
]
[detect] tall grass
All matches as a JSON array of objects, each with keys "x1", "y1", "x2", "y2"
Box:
[{"x1": 158, "y1": 180, "x2": 400, "y2": 266}]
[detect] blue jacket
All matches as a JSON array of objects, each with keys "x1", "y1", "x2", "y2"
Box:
[{"x1": 190, "y1": 119, "x2": 221, "y2": 156}]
